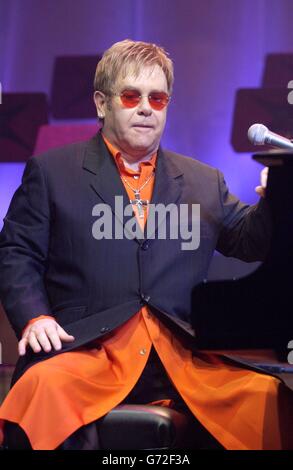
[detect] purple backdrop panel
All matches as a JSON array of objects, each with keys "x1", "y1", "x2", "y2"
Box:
[
  {"x1": 0, "y1": 162, "x2": 25, "y2": 232},
  {"x1": 34, "y1": 123, "x2": 99, "y2": 155},
  {"x1": 262, "y1": 54, "x2": 293, "y2": 88},
  {"x1": 0, "y1": 93, "x2": 48, "y2": 162},
  {"x1": 51, "y1": 56, "x2": 100, "y2": 119},
  {"x1": 231, "y1": 88, "x2": 293, "y2": 153}
]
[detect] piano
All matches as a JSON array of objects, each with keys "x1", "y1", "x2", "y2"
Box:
[{"x1": 190, "y1": 150, "x2": 293, "y2": 389}]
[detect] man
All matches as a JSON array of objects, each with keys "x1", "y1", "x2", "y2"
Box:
[{"x1": 0, "y1": 39, "x2": 288, "y2": 450}]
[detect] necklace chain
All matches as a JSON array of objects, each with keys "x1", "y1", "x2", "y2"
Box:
[
  {"x1": 120, "y1": 170, "x2": 154, "y2": 195},
  {"x1": 118, "y1": 168, "x2": 155, "y2": 219}
]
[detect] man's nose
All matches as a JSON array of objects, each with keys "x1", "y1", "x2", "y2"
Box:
[{"x1": 137, "y1": 96, "x2": 152, "y2": 116}]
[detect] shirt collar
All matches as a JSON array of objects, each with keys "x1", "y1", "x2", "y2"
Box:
[{"x1": 101, "y1": 133, "x2": 157, "y2": 172}]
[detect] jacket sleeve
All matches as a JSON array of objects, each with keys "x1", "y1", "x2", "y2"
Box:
[
  {"x1": 0, "y1": 157, "x2": 52, "y2": 338},
  {"x1": 215, "y1": 170, "x2": 272, "y2": 262}
]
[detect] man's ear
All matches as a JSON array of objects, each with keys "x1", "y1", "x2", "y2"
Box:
[{"x1": 93, "y1": 91, "x2": 107, "y2": 119}]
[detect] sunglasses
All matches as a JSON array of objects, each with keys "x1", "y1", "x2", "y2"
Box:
[{"x1": 113, "y1": 89, "x2": 170, "y2": 111}]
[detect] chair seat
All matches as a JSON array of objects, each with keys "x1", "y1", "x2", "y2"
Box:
[{"x1": 98, "y1": 404, "x2": 191, "y2": 450}]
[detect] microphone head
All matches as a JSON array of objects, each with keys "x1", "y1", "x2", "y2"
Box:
[{"x1": 247, "y1": 123, "x2": 268, "y2": 145}]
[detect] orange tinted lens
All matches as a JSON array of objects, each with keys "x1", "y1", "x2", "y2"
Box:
[
  {"x1": 120, "y1": 90, "x2": 140, "y2": 108},
  {"x1": 149, "y1": 92, "x2": 169, "y2": 110},
  {"x1": 119, "y1": 90, "x2": 169, "y2": 110}
]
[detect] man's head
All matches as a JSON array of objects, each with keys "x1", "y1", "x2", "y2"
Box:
[{"x1": 93, "y1": 39, "x2": 174, "y2": 161}]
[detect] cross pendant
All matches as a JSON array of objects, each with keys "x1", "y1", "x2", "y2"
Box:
[{"x1": 130, "y1": 191, "x2": 149, "y2": 219}]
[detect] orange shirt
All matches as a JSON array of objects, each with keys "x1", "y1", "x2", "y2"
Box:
[{"x1": 0, "y1": 136, "x2": 291, "y2": 450}]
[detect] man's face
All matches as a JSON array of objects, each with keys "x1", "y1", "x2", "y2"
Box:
[{"x1": 94, "y1": 65, "x2": 169, "y2": 160}]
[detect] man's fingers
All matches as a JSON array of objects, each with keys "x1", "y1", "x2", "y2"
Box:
[
  {"x1": 18, "y1": 320, "x2": 75, "y2": 356},
  {"x1": 18, "y1": 337, "x2": 28, "y2": 356},
  {"x1": 255, "y1": 167, "x2": 268, "y2": 198},
  {"x1": 261, "y1": 167, "x2": 269, "y2": 188},
  {"x1": 44, "y1": 326, "x2": 62, "y2": 351},
  {"x1": 27, "y1": 331, "x2": 42, "y2": 353},
  {"x1": 56, "y1": 325, "x2": 75, "y2": 342},
  {"x1": 255, "y1": 185, "x2": 266, "y2": 198},
  {"x1": 35, "y1": 330, "x2": 53, "y2": 353}
]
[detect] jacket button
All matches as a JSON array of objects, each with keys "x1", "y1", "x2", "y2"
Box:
[
  {"x1": 139, "y1": 348, "x2": 147, "y2": 355},
  {"x1": 100, "y1": 327, "x2": 110, "y2": 333},
  {"x1": 141, "y1": 242, "x2": 149, "y2": 250},
  {"x1": 141, "y1": 294, "x2": 150, "y2": 303}
]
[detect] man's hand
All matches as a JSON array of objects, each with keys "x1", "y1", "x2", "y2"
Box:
[
  {"x1": 255, "y1": 166, "x2": 268, "y2": 198},
  {"x1": 18, "y1": 318, "x2": 75, "y2": 356}
]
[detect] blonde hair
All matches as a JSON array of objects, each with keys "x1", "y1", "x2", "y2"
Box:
[{"x1": 94, "y1": 39, "x2": 174, "y2": 95}]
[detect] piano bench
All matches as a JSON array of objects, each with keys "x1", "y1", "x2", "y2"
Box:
[
  {"x1": 97, "y1": 403, "x2": 224, "y2": 449},
  {"x1": 97, "y1": 404, "x2": 191, "y2": 450}
]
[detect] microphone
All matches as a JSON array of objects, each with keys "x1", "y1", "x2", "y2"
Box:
[{"x1": 247, "y1": 123, "x2": 293, "y2": 150}]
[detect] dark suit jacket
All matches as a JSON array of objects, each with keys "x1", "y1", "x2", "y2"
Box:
[{"x1": 0, "y1": 132, "x2": 272, "y2": 383}]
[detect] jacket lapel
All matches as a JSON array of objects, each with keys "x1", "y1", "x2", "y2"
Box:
[
  {"x1": 144, "y1": 147, "x2": 183, "y2": 241},
  {"x1": 83, "y1": 132, "x2": 142, "y2": 240}
]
